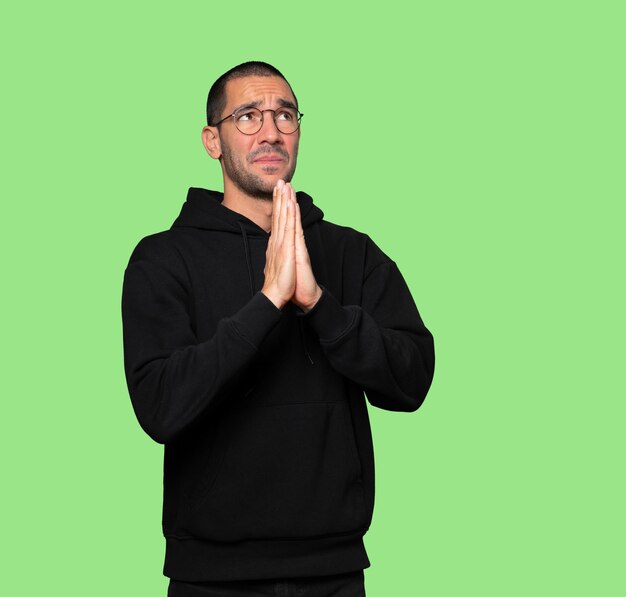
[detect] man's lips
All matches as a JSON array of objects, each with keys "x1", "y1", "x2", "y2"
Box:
[{"x1": 253, "y1": 155, "x2": 285, "y2": 164}]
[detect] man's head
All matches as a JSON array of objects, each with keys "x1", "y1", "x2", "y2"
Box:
[{"x1": 202, "y1": 62, "x2": 301, "y2": 201}]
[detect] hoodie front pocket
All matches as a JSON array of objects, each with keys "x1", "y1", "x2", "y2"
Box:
[{"x1": 184, "y1": 400, "x2": 367, "y2": 542}]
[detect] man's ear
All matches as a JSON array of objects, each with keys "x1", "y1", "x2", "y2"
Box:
[{"x1": 202, "y1": 125, "x2": 222, "y2": 159}]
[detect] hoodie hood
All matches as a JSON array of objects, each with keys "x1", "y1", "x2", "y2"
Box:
[{"x1": 171, "y1": 187, "x2": 324, "y2": 235}]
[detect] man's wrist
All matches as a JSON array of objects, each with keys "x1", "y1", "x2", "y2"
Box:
[
  {"x1": 299, "y1": 285, "x2": 323, "y2": 313},
  {"x1": 261, "y1": 288, "x2": 288, "y2": 310}
]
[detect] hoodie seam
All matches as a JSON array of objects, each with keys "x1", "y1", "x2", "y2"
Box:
[
  {"x1": 169, "y1": 242, "x2": 194, "y2": 291},
  {"x1": 318, "y1": 307, "x2": 359, "y2": 345},
  {"x1": 362, "y1": 259, "x2": 395, "y2": 285},
  {"x1": 229, "y1": 320, "x2": 263, "y2": 352}
]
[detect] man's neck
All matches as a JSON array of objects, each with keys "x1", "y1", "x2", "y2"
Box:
[{"x1": 222, "y1": 181, "x2": 273, "y2": 233}]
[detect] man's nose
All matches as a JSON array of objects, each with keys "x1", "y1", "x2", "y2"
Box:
[{"x1": 257, "y1": 111, "x2": 282, "y2": 143}]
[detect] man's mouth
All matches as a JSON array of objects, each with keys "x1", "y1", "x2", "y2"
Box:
[
  {"x1": 249, "y1": 148, "x2": 289, "y2": 165},
  {"x1": 253, "y1": 155, "x2": 285, "y2": 164}
]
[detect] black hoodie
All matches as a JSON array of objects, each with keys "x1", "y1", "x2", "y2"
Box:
[{"x1": 121, "y1": 187, "x2": 435, "y2": 581}]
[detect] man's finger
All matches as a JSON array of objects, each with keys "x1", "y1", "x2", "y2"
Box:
[
  {"x1": 280, "y1": 180, "x2": 291, "y2": 244},
  {"x1": 295, "y1": 200, "x2": 312, "y2": 268},
  {"x1": 285, "y1": 184, "x2": 297, "y2": 253},
  {"x1": 274, "y1": 179, "x2": 286, "y2": 246},
  {"x1": 295, "y1": 196, "x2": 305, "y2": 244}
]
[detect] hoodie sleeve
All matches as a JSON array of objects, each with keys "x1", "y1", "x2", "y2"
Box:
[
  {"x1": 300, "y1": 242, "x2": 435, "y2": 412},
  {"x1": 121, "y1": 235, "x2": 282, "y2": 444}
]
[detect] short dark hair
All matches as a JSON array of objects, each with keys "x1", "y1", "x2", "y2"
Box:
[{"x1": 206, "y1": 61, "x2": 298, "y2": 126}]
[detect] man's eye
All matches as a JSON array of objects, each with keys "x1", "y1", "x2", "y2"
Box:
[
  {"x1": 277, "y1": 110, "x2": 295, "y2": 121},
  {"x1": 237, "y1": 111, "x2": 258, "y2": 121}
]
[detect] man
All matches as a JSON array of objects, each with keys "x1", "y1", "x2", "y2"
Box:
[{"x1": 122, "y1": 61, "x2": 435, "y2": 596}]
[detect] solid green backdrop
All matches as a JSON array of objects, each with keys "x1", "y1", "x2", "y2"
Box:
[{"x1": 2, "y1": 1, "x2": 624, "y2": 595}]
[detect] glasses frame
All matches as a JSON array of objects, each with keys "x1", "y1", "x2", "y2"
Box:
[{"x1": 213, "y1": 106, "x2": 304, "y2": 135}]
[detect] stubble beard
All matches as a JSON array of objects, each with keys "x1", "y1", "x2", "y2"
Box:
[{"x1": 220, "y1": 143, "x2": 298, "y2": 201}]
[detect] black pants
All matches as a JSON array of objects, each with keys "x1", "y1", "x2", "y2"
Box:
[{"x1": 167, "y1": 570, "x2": 366, "y2": 597}]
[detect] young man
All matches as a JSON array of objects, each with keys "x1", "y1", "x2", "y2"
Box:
[{"x1": 121, "y1": 61, "x2": 435, "y2": 596}]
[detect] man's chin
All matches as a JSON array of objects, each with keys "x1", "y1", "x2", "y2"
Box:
[
  {"x1": 249, "y1": 174, "x2": 294, "y2": 200},
  {"x1": 258, "y1": 169, "x2": 291, "y2": 186}
]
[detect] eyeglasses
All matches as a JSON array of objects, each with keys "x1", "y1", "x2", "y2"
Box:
[{"x1": 213, "y1": 106, "x2": 303, "y2": 135}]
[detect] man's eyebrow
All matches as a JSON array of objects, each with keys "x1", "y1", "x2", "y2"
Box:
[
  {"x1": 277, "y1": 98, "x2": 298, "y2": 110},
  {"x1": 230, "y1": 98, "x2": 298, "y2": 113},
  {"x1": 231, "y1": 100, "x2": 263, "y2": 113}
]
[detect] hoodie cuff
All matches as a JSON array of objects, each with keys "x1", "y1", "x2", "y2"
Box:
[
  {"x1": 298, "y1": 286, "x2": 356, "y2": 342},
  {"x1": 230, "y1": 291, "x2": 283, "y2": 349}
]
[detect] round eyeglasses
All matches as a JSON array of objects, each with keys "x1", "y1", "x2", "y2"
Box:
[{"x1": 213, "y1": 106, "x2": 303, "y2": 135}]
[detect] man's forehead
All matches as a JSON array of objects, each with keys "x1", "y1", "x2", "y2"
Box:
[{"x1": 224, "y1": 76, "x2": 296, "y2": 110}]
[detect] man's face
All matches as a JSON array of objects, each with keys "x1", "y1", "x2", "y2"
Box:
[{"x1": 213, "y1": 76, "x2": 301, "y2": 201}]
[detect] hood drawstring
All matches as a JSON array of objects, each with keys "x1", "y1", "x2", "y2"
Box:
[
  {"x1": 238, "y1": 222, "x2": 256, "y2": 298},
  {"x1": 298, "y1": 318, "x2": 315, "y2": 365}
]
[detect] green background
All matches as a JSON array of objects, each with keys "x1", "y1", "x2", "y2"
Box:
[{"x1": 2, "y1": 1, "x2": 624, "y2": 595}]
